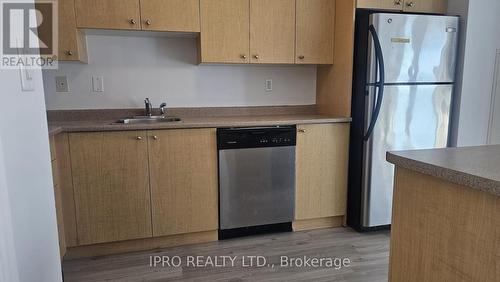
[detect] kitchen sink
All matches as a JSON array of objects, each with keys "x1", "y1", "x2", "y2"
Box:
[{"x1": 115, "y1": 116, "x2": 182, "y2": 124}]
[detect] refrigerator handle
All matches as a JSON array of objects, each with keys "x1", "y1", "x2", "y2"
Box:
[{"x1": 364, "y1": 25, "x2": 385, "y2": 141}]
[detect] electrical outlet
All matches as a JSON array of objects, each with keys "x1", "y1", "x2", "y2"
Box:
[
  {"x1": 55, "y1": 76, "x2": 69, "y2": 92},
  {"x1": 92, "y1": 76, "x2": 104, "y2": 92},
  {"x1": 265, "y1": 79, "x2": 273, "y2": 92}
]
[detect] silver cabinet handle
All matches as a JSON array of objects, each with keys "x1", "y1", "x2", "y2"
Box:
[
  {"x1": 298, "y1": 129, "x2": 306, "y2": 133},
  {"x1": 394, "y1": 0, "x2": 402, "y2": 5},
  {"x1": 241, "y1": 55, "x2": 247, "y2": 59},
  {"x1": 67, "y1": 50, "x2": 73, "y2": 56},
  {"x1": 298, "y1": 55, "x2": 305, "y2": 60},
  {"x1": 130, "y1": 18, "x2": 136, "y2": 24},
  {"x1": 254, "y1": 55, "x2": 259, "y2": 59},
  {"x1": 406, "y1": 2, "x2": 414, "y2": 7},
  {"x1": 153, "y1": 135, "x2": 158, "y2": 140},
  {"x1": 145, "y1": 19, "x2": 151, "y2": 25},
  {"x1": 136, "y1": 136, "x2": 143, "y2": 140}
]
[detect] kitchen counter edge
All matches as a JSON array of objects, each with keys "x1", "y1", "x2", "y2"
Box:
[
  {"x1": 48, "y1": 115, "x2": 352, "y2": 136},
  {"x1": 387, "y1": 146, "x2": 500, "y2": 197}
]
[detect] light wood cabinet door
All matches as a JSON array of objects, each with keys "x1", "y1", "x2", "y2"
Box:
[
  {"x1": 249, "y1": 0, "x2": 295, "y2": 64},
  {"x1": 357, "y1": 0, "x2": 404, "y2": 10},
  {"x1": 58, "y1": 0, "x2": 87, "y2": 61},
  {"x1": 69, "y1": 131, "x2": 152, "y2": 245},
  {"x1": 296, "y1": 0, "x2": 335, "y2": 64},
  {"x1": 35, "y1": 0, "x2": 87, "y2": 62},
  {"x1": 200, "y1": 0, "x2": 250, "y2": 63},
  {"x1": 49, "y1": 136, "x2": 66, "y2": 258},
  {"x1": 54, "y1": 133, "x2": 79, "y2": 248},
  {"x1": 75, "y1": 0, "x2": 141, "y2": 30},
  {"x1": 403, "y1": 0, "x2": 448, "y2": 14},
  {"x1": 295, "y1": 123, "x2": 350, "y2": 220},
  {"x1": 148, "y1": 129, "x2": 218, "y2": 237},
  {"x1": 140, "y1": 0, "x2": 200, "y2": 32},
  {"x1": 53, "y1": 183, "x2": 66, "y2": 258}
]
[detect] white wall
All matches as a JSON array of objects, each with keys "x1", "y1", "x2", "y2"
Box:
[
  {"x1": 487, "y1": 51, "x2": 500, "y2": 144},
  {"x1": 43, "y1": 34, "x2": 317, "y2": 110},
  {"x1": 0, "y1": 69, "x2": 62, "y2": 282},
  {"x1": 0, "y1": 1, "x2": 62, "y2": 280},
  {"x1": 0, "y1": 141, "x2": 19, "y2": 282},
  {"x1": 449, "y1": 0, "x2": 500, "y2": 146}
]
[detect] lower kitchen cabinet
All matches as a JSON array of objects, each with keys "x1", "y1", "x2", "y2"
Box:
[
  {"x1": 57, "y1": 124, "x2": 348, "y2": 255},
  {"x1": 50, "y1": 136, "x2": 66, "y2": 258},
  {"x1": 295, "y1": 123, "x2": 350, "y2": 223},
  {"x1": 67, "y1": 129, "x2": 218, "y2": 248},
  {"x1": 69, "y1": 131, "x2": 152, "y2": 245},
  {"x1": 148, "y1": 129, "x2": 218, "y2": 237}
]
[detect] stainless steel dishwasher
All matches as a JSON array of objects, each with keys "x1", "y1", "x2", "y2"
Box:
[{"x1": 218, "y1": 126, "x2": 296, "y2": 239}]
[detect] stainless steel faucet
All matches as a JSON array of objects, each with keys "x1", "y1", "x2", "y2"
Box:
[
  {"x1": 144, "y1": 98, "x2": 152, "y2": 117},
  {"x1": 159, "y1": 102, "x2": 167, "y2": 116}
]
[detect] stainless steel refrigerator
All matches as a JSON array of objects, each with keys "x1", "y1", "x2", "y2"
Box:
[{"x1": 347, "y1": 12, "x2": 459, "y2": 230}]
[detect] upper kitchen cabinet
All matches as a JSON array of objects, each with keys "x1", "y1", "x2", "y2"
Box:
[
  {"x1": 140, "y1": 0, "x2": 200, "y2": 32},
  {"x1": 69, "y1": 131, "x2": 152, "y2": 245},
  {"x1": 357, "y1": 0, "x2": 448, "y2": 14},
  {"x1": 58, "y1": 0, "x2": 88, "y2": 61},
  {"x1": 36, "y1": 0, "x2": 87, "y2": 62},
  {"x1": 403, "y1": 0, "x2": 448, "y2": 14},
  {"x1": 357, "y1": 0, "x2": 404, "y2": 10},
  {"x1": 148, "y1": 129, "x2": 218, "y2": 237},
  {"x1": 75, "y1": 0, "x2": 141, "y2": 30},
  {"x1": 200, "y1": 0, "x2": 250, "y2": 63},
  {"x1": 250, "y1": 0, "x2": 296, "y2": 64},
  {"x1": 296, "y1": 0, "x2": 335, "y2": 64},
  {"x1": 75, "y1": 0, "x2": 200, "y2": 32}
]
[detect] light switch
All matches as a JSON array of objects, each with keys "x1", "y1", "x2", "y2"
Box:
[
  {"x1": 55, "y1": 76, "x2": 69, "y2": 92},
  {"x1": 92, "y1": 76, "x2": 104, "y2": 92},
  {"x1": 19, "y1": 67, "x2": 35, "y2": 92}
]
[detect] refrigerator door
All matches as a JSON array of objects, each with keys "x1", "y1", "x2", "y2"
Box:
[
  {"x1": 368, "y1": 13, "x2": 458, "y2": 84},
  {"x1": 362, "y1": 84, "x2": 452, "y2": 227}
]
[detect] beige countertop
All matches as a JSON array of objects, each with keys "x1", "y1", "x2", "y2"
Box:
[
  {"x1": 48, "y1": 110, "x2": 351, "y2": 135},
  {"x1": 387, "y1": 145, "x2": 500, "y2": 197}
]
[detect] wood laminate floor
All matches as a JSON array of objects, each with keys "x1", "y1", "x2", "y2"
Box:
[{"x1": 63, "y1": 228, "x2": 390, "y2": 282}]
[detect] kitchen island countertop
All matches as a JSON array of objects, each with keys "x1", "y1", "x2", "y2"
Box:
[{"x1": 387, "y1": 145, "x2": 500, "y2": 197}]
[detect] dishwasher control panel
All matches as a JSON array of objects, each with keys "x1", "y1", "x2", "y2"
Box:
[{"x1": 217, "y1": 126, "x2": 297, "y2": 150}]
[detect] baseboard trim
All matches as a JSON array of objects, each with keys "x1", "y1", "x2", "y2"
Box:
[
  {"x1": 292, "y1": 216, "x2": 344, "y2": 231},
  {"x1": 64, "y1": 230, "x2": 218, "y2": 260}
]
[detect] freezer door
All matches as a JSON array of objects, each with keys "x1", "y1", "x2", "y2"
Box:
[
  {"x1": 368, "y1": 14, "x2": 458, "y2": 84},
  {"x1": 362, "y1": 85, "x2": 452, "y2": 227}
]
